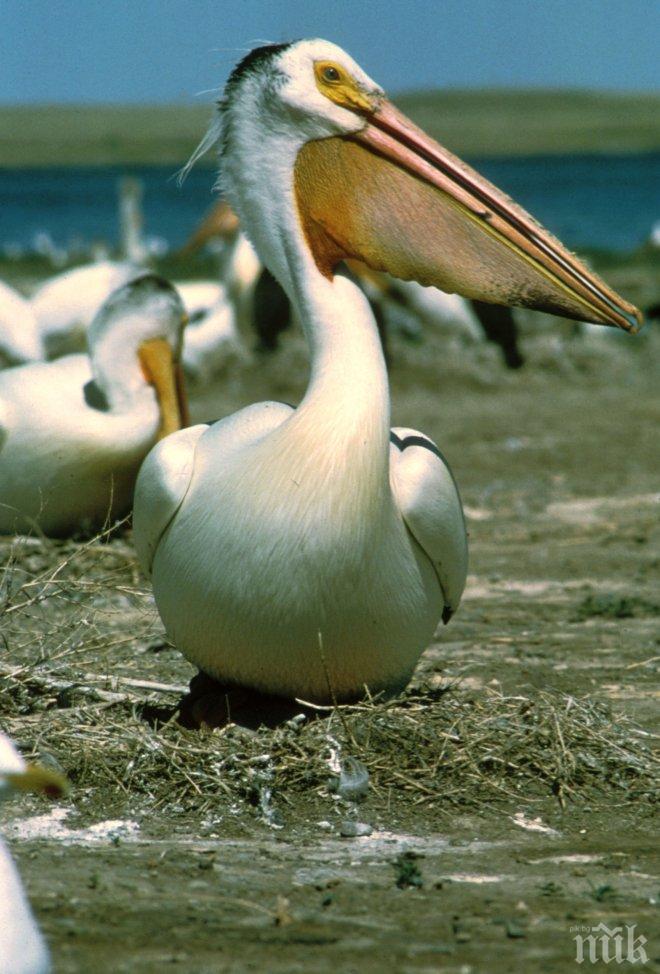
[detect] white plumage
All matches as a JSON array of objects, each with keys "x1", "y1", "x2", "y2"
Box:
[
  {"x1": 391, "y1": 280, "x2": 483, "y2": 341},
  {"x1": 176, "y1": 281, "x2": 241, "y2": 381},
  {"x1": 174, "y1": 281, "x2": 225, "y2": 314},
  {"x1": 30, "y1": 260, "x2": 141, "y2": 359},
  {"x1": 6, "y1": 266, "x2": 241, "y2": 384},
  {"x1": 0, "y1": 280, "x2": 44, "y2": 367}
]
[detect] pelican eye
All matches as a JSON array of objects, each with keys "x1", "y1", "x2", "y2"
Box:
[
  {"x1": 314, "y1": 61, "x2": 374, "y2": 113},
  {"x1": 315, "y1": 60, "x2": 346, "y2": 87}
]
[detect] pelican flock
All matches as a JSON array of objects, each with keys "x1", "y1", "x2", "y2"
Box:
[
  {"x1": 0, "y1": 274, "x2": 188, "y2": 536},
  {"x1": 133, "y1": 39, "x2": 640, "y2": 713}
]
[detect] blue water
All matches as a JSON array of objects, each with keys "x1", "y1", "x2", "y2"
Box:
[{"x1": 1, "y1": 153, "x2": 658, "y2": 255}]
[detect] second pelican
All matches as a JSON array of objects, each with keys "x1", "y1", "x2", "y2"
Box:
[{"x1": 0, "y1": 275, "x2": 188, "y2": 537}]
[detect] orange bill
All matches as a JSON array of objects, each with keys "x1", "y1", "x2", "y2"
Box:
[
  {"x1": 294, "y1": 99, "x2": 642, "y2": 332},
  {"x1": 138, "y1": 337, "x2": 190, "y2": 438},
  {"x1": 6, "y1": 763, "x2": 69, "y2": 799}
]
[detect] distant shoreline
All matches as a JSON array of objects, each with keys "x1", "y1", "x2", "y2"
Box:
[{"x1": 2, "y1": 90, "x2": 659, "y2": 166}]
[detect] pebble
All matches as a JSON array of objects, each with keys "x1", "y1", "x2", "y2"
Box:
[{"x1": 339, "y1": 821, "x2": 373, "y2": 838}]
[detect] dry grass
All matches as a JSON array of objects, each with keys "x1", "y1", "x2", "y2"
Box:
[
  {"x1": 1, "y1": 532, "x2": 656, "y2": 831},
  {"x1": 3, "y1": 680, "x2": 657, "y2": 824}
]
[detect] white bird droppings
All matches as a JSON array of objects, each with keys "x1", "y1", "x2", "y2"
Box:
[
  {"x1": 5, "y1": 806, "x2": 140, "y2": 845},
  {"x1": 511, "y1": 812, "x2": 560, "y2": 835}
]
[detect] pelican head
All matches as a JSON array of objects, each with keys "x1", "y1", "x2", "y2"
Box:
[
  {"x1": 223, "y1": 40, "x2": 378, "y2": 141},
  {"x1": 87, "y1": 274, "x2": 189, "y2": 437},
  {"x1": 216, "y1": 39, "x2": 641, "y2": 333}
]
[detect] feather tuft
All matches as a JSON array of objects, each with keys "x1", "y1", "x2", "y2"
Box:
[{"x1": 177, "y1": 111, "x2": 224, "y2": 186}]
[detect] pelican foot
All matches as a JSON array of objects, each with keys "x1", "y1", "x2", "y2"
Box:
[
  {"x1": 178, "y1": 672, "x2": 250, "y2": 729},
  {"x1": 178, "y1": 671, "x2": 317, "y2": 730}
]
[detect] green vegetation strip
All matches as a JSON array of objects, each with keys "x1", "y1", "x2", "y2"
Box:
[{"x1": 2, "y1": 90, "x2": 659, "y2": 167}]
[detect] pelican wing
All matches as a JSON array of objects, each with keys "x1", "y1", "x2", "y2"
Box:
[
  {"x1": 133, "y1": 401, "x2": 295, "y2": 576},
  {"x1": 133, "y1": 424, "x2": 208, "y2": 575},
  {"x1": 390, "y1": 427, "x2": 468, "y2": 621}
]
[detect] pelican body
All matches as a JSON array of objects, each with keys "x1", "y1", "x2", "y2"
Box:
[
  {"x1": 134, "y1": 41, "x2": 640, "y2": 705},
  {"x1": 0, "y1": 275, "x2": 187, "y2": 537}
]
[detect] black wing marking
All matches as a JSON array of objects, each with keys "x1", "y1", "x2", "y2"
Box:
[
  {"x1": 390, "y1": 429, "x2": 465, "y2": 624},
  {"x1": 390, "y1": 430, "x2": 444, "y2": 462},
  {"x1": 390, "y1": 431, "x2": 461, "y2": 496}
]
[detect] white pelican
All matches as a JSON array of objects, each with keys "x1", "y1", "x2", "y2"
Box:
[
  {"x1": 389, "y1": 280, "x2": 483, "y2": 341},
  {"x1": 223, "y1": 231, "x2": 262, "y2": 334},
  {"x1": 177, "y1": 198, "x2": 241, "y2": 258},
  {"x1": 175, "y1": 281, "x2": 225, "y2": 314},
  {"x1": 0, "y1": 280, "x2": 44, "y2": 367},
  {"x1": 178, "y1": 203, "x2": 262, "y2": 337},
  {"x1": 30, "y1": 260, "x2": 141, "y2": 358},
  {"x1": 173, "y1": 281, "x2": 241, "y2": 381},
  {"x1": 180, "y1": 289, "x2": 240, "y2": 382},
  {"x1": 0, "y1": 731, "x2": 68, "y2": 974},
  {"x1": 134, "y1": 40, "x2": 641, "y2": 709},
  {"x1": 0, "y1": 275, "x2": 188, "y2": 537},
  {"x1": 389, "y1": 281, "x2": 525, "y2": 368}
]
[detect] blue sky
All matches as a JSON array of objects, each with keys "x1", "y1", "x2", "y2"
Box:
[{"x1": 4, "y1": 0, "x2": 659, "y2": 104}]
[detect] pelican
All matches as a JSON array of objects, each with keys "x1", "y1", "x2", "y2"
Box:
[
  {"x1": 0, "y1": 731, "x2": 68, "y2": 974},
  {"x1": 180, "y1": 286, "x2": 240, "y2": 382},
  {"x1": 174, "y1": 280, "x2": 241, "y2": 381},
  {"x1": 134, "y1": 40, "x2": 641, "y2": 710},
  {"x1": 175, "y1": 281, "x2": 225, "y2": 313},
  {"x1": 0, "y1": 275, "x2": 188, "y2": 537},
  {"x1": 389, "y1": 280, "x2": 483, "y2": 341},
  {"x1": 178, "y1": 203, "x2": 262, "y2": 337},
  {"x1": 30, "y1": 260, "x2": 141, "y2": 358},
  {"x1": 177, "y1": 198, "x2": 241, "y2": 258},
  {"x1": 387, "y1": 281, "x2": 524, "y2": 367},
  {"x1": 223, "y1": 231, "x2": 262, "y2": 335},
  {"x1": 0, "y1": 280, "x2": 44, "y2": 367}
]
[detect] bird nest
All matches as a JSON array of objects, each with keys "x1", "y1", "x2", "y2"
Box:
[{"x1": 0, "y1": 530, "x2": 657, "y2": 833}]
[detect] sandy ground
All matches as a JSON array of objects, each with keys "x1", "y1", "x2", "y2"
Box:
[{"x1": 1, "y1": 303, "x2": 659, "y2": 972}]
